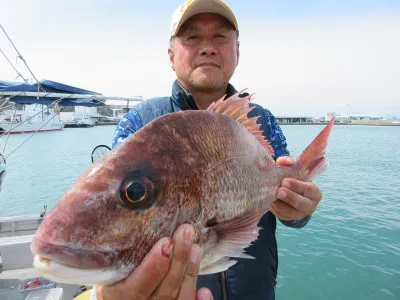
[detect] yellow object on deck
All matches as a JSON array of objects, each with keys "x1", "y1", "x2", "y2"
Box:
[{"x1": 72, "y1": 288, "x2": 94, "y2": 300}]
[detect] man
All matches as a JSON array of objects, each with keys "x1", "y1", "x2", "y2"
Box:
[{"x1": 110, "y1": 0, "x2": 322, "y2": 299}]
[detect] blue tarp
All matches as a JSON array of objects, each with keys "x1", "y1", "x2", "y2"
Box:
[{"x1": 0, "y1": 80, "x2": 105, "y2": 107}]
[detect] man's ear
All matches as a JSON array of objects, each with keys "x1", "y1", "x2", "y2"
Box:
[
  {"x1": 236, "y1": 41, "x2": 240, "y2": 67},
  {"x1": 168, "y1": 47, "x2": 175, "y2": 71}
]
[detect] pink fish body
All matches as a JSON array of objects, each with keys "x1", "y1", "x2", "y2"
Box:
[{"x1": 31, "y1": 93, "x2": 334, "y2": 285}]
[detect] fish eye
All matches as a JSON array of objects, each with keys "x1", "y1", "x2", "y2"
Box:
[
  {"x1": 125, "y1": 181, "x2": 146, "y2": 202},
  {"x1": 119, "y1": 175, "x2": 156, "y2": 210}
]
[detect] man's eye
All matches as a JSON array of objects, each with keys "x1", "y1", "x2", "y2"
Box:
[
  {"x1": 188, "y1": 35, "x2": 200, "y2": 40},
  {"x1": 215, "y1": 34, "x2": 226, "y2": 38}
]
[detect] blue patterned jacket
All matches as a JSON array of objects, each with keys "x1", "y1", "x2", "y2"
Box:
[{"x1": 112, "y1": 80, "x2": 311, "y2": 300}]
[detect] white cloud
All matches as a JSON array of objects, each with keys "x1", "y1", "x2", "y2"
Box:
[{"x1": 1, "y1": 2, "x2": 399, "y2": 117}]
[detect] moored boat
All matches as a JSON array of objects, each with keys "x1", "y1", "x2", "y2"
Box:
[{"x1": 0, "y1": 105, "x2": 64, "y2": 135}]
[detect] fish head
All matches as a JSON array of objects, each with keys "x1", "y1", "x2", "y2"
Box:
[{"x1": 31, "y1": 113, "x2": 206, "y2": 285}]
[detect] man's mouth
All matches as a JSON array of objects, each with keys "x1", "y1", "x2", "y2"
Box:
[{"x1": 197, "y1": 62, "x2": 220, "y2": 68}]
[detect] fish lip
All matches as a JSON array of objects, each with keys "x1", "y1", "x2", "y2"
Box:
[{"x1": 31, "y1": 236, "x2": 120, "y2": 269}]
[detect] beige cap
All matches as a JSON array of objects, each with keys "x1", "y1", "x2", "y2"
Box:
[{"x1": 170, "y1": 0, "x2": 238, "y2": 37}]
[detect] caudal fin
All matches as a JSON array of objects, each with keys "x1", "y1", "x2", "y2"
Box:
[{"x1": 296, "y1": 118, "x2": 335, "y2": 180}]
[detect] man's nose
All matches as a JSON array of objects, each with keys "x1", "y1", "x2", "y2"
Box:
[{"x1": 199, "y1": 38, "x2": 217, "y2": 56}]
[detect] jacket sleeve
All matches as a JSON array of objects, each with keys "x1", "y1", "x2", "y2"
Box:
[
  {"x1": 112, "y1": 109, "x2": 143, "y2": 149},
  {"x1": 260, "y1": 109, "x2": 311, "y2": 229}
]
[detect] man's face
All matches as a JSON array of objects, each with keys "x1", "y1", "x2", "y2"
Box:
[{"x1": 168, "y1": 13, "x2": 239, "y2": 93}]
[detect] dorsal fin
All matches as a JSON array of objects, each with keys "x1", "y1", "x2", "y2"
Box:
[{"x1": 207, "y1": 91, "x2": 275, "y2": 157}]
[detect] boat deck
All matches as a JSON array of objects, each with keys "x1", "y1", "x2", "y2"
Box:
[
  {"x1": 0, "y1": 268, "x2": 84, "y2": 300},
  {"x1": 0, "y1": 216, "x2": 86, "y2": 299}
]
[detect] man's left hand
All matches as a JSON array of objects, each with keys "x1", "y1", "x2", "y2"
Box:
[{"x1": 270, "y1": 156, "x2": 323, "y2": 221}]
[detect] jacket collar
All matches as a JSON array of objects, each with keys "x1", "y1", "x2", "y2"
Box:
[{"x1": 170, "y1": 80, "x2": 240, "y2": 111}]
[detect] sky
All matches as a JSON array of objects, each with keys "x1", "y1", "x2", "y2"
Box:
[{"x1": 1, "y1": 0, "x2": 399, "y2": 117}]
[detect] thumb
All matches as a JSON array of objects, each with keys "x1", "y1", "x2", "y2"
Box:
[{"x1": 276, "y1": 156, "x2": 294, "y2": 166}]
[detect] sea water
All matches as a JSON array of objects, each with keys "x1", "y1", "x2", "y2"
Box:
[{"x1": 0, "y1": 124, "x2": 399, "y2": 299}]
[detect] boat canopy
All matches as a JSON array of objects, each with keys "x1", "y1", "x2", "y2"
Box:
[{"x1": 0, "y1": 80, "x2": 105, "y2": 107}]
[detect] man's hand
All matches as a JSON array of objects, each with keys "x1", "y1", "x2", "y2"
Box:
[
  {"x1": 271, "y1": 156, "x2": 323, "y2": 221},
  {"x1": 98, "y1": 224, "x2": 213, "y2": 300}
]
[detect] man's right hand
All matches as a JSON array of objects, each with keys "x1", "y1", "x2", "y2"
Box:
[{"x1": 98, "y1": 224, "x2": 213, "y2": 300}]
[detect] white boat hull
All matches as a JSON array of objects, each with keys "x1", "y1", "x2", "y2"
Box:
[{"x1": 0, "y1": 122, "x2": 64, "y2": 134}]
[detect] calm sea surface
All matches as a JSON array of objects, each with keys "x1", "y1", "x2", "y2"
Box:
[{"x1": 0, "y1": 124, "x2": 399, "y2": 299}]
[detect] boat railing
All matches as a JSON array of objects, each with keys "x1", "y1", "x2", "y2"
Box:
[
  {"x1": 0, "y1": 215, "x2": 42, "y2": 238},
  {"x1": 0, "y1": 215, "x2": 41, "y2": 273}
]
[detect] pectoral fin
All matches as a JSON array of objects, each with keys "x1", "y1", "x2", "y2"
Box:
[{"x1": 199, "y1": 208, "x2": 267, "y2": 275}]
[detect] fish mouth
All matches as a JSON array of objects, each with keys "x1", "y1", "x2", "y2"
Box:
[
  {"x1": 31, "y1": 237, "x2": 128, "y2": 285},
  {"x1": 33, "y1": 255, "x2": 127, "y2": 285},
  {"x1": 31, "y1": 236, "x2": 119, "y2": 269}
]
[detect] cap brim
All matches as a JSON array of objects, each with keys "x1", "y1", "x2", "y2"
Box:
[{"x1": 171, "y1": 0, "x2": 238, "y2": 37}]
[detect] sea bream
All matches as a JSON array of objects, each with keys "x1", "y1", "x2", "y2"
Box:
[{"x1": 31, "y1": 92, "x2": 334, "y2": 285}]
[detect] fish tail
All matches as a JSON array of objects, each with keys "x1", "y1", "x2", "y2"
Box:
[{"x1": 295, "y1": 118, "x2": 335, "y2": 180}]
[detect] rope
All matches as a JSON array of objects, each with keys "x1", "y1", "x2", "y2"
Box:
[
  {"x1": 0, "y1": 104, "x2": 14, "y2": 111},
  {"x1": 0, "y1": 99, "x2": 61, "y2": 137},
  {"x1": 0, "y1": 97, "x2": 12, "y2": 110},
  {"x1": 2, "y1": 107, "x2": 17, "y2": 154},
  {"x1": 0, "y1": 24, "x2": 62, "y2": 159},
  {"x1": 0, "y1": 47, "x2": 28, "y2": 82},
  {"x1": 0, "y1": 24, "x2": 40, "y2": 85},
  {"x1": 4, "y1": 111, "x2": 61, "y2": 160}
]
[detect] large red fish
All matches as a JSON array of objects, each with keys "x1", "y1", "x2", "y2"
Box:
[{"x1": 31, "y1": 92, "x2": 334, "y2": 285}]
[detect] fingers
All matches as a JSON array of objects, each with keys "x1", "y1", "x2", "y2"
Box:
[
  {"x1": 177, "y1": 244, "x2": 202, "y2": 299},
  {"x1": 99, "y1": 224, "x2": 211, "y2": 300},
  {"x1": 100, "y1": 237, "x2": 173, "y2": 300},
  {"x1": 271, "y1": 199, "x2": 305, "y2": 221},
  {"x1": 271, "y1": 178, "x2": 322, "y2": 221},
  {"x1": 281, "y1": 178, "x2": 322, "y2": 203},
  {"x1": 196, "y1": 288, "x2": 214, "y2": 300},
  {"x1": 152, "y1": 224, "x2": 195, "y2": 299},
  {"x1": 275, "y1": 156, "x2": 294, "y2": 167}
]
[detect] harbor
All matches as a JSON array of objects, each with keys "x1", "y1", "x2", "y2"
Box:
[
  {"x1": 275, "y1": 114, "x2": 400, "y2": 126},
  {"x1": 1, "y1": 1, "x2": 399, "y2": 298}
]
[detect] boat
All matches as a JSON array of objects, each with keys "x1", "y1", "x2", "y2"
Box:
[
  {"x1": 63, "y1": 115, "x2": 95, "y2": 128},
  {"x1": 0, "y1": 79, "x2": 143, "y2": 299},
  {"x1": 0, "y1": 80, "x2": 107, "y2": 137},
  {"x1": 0, "y1": 23, "x2": 143, "y2": 298},
  {"x1": 0, "y1": 215, "x2": 86, "y2": 299},
  {"x1": 0, "y1": 105, "x2": 64, "y2": 134}
]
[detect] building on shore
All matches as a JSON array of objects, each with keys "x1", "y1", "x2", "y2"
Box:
[
  {"x1": 59, "y1": 97, "x2": 144, "y2": 127},
  {"x1": 275, "y1": 116, "x2": 313, "y2": 124}
]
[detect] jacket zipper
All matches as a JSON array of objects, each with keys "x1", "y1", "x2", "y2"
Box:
[{"x1": 221, "y1": 271, "x2": 228, "y2": 300}]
